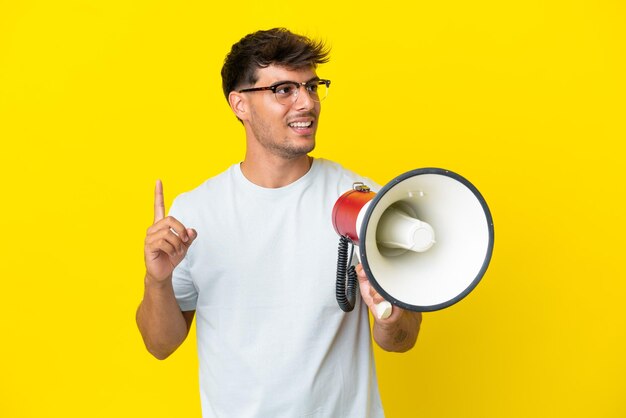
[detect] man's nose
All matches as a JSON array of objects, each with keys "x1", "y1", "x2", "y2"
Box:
[{"x1": 294, "y1": 85, "x2": 315, "y2": 110}]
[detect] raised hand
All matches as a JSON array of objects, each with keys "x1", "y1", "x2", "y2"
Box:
[{"x1": 144, "y1": 180, "x2": 197, "y2": 284}]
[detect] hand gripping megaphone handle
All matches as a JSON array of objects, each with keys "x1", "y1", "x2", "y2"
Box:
[{"x1": 336, "y1": 233, "x2": 394, "y2": 318}]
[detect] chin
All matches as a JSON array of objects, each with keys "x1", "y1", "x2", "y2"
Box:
[{"x1": 281, "y1": 143, "x2": 316, "y2": 159}]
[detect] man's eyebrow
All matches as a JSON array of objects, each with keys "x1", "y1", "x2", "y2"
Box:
[{"x1": 270, "y1": 76, "x2": 320, "y2": 86}]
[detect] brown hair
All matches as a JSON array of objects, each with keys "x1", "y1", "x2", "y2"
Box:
[{"x1": 221, "y1": 28, "x2": 330, "y2": 101}]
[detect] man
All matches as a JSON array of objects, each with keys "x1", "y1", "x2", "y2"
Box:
[{"x1": 137, "y1": 28, "x2": 422, "y2": 417}]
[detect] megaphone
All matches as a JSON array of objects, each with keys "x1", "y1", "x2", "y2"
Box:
[{"x1": 332, "y1": 168, "x2": 494, "y2": 313}]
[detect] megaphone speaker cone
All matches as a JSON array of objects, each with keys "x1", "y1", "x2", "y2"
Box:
[{"x1": 359, "y1": 168, "x2": 494, "y2": 312}]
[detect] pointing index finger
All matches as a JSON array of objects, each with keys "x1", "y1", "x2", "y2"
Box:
[{"x1": 154, "y1": 179, "x2": 165, "y2": 223}]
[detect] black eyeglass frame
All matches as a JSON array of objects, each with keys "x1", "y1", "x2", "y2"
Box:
[{"x1": 238, "y1": 79, "x2": 331, "y2": 103}]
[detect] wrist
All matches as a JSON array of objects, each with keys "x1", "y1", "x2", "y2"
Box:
[{"x1": 144, "y1": 273, "x2": 173, "y2": 290}]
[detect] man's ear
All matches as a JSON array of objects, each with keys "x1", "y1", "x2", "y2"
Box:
[{"x1": 228, "y1": 91, "x2": 248, "y2": 121}]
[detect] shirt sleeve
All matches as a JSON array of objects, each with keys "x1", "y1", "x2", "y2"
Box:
[{"x1": 169, "y1": 195, "x2": 198, "y2": 311}]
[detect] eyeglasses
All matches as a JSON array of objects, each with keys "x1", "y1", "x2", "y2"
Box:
[{"x1": 238, "y1": 79, "x2": 331, "y2": 105}]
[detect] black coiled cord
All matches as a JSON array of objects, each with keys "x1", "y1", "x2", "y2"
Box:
[{"x1": 336, "y1": 235, "x2": 358, "y2": 312}]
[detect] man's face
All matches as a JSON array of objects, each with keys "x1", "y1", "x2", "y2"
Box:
[{"x1": 241, "y1": 65, "x2": 322, "y2": 160}]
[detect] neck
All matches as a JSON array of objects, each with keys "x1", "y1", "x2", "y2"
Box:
[{"x1": 240, "y1": 154, "x2": 313, "y2": 188}]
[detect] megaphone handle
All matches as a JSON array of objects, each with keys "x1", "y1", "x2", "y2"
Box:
[
  {"x1": 374, "y1": 301, "x2": 393, "y2": 320},
  {"x1": 336, "y1": 235, "x2": 358, "y2": 312}
]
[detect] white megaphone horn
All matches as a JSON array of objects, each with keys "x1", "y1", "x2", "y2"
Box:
[{"x1": 332, "y1": 168, "x2": 494, "y2": 313}]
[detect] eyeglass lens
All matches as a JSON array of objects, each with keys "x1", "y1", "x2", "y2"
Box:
[{"x1": 273, "y1": 81, "x2": 328, "y2": 104}]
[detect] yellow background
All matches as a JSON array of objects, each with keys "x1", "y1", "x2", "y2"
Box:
[{"x1": 1, "y1": 1, "x2": 624, "y2": 417}]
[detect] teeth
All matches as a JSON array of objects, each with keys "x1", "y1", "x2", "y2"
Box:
[{"x1": 289, "y1": 121, "x2": 312, "y2": 128}]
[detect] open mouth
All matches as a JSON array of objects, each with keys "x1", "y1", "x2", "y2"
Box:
[{"x1": 288, "y1": 121, "x2": 313, "y2": 128}]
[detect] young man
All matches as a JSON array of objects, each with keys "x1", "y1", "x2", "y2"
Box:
[{"x1": 137, "y1": 28, "x2": 422, "y2": 417}]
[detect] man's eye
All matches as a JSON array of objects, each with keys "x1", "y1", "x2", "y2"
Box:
[
  {"x1": 306, "y1": 83, "x2": 319, "y2": 93},
  {"x1": 275, "y1": 84, "x2": 296, "y2": 95}
]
